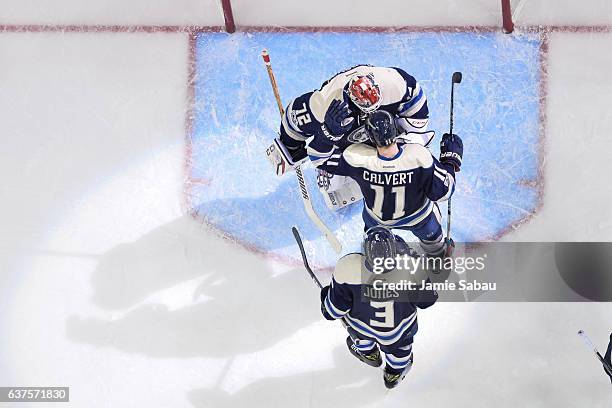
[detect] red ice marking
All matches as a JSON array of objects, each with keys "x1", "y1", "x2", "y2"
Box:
[
  {"x1": 183, "y1": 30, "x2": 198, "y2": 215},
  {"x1": 489, "y1": 32, "x2": 550, "y2": 241},
  {"x1": 188, "y1": 178, "x2": 211, "y2": 186},
  {"x1": 191, "y1": 208, "x2": 331, "y2": 272},
  {"x1": 523, "y1": 25, "x2": 612, "y2": 34},
  {"x1": 1, "y1": 24, "x2": 611, "y2": 34},
  {"x1": 235, "y1": 25, "x2": 501, "y2": 33},
  {"x1": 0, "y1": 24, "x2": 223, "y2": 33},
  {"x1": 517, "y1": 179, "x2": 539, "y2": 189}
]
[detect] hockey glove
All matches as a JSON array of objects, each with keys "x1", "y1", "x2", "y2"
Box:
[
  {"x1": 285, "y1": 143, "x2": 307, "y2": 163},
  {"x1": 320, "y1": 285, "x2": 335, "y2": 321},
  {"x1": 412, "y1": 278, "x2": 439, "y2": 310},
  {"x1": 440, "y1": 133, "x2": 463, "y2": 172},
  {"x1": 279, "y1": 130, "x2": 308, "y2": 162},
  {"x1": 323, "y1": 99, "x2": 354, "y2": 140}
]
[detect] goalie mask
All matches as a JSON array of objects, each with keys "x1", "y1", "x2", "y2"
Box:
[
  {"x1": 347, "y1": 74, "x2": 381, "y2": 113},
  {"x1": 363, "y1": 226, "x2": 397, "y2": 274}
]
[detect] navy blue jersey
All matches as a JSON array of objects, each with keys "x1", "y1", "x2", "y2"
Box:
[
  {"x1": 317, "y1": 143, "x2": 455, "y2": 227},
  {"x1": 323, "y1": 253, "x2": 437, "y2": 345},
  {"x1": 279, "y1": 65, "x2": 430, "y2": 164},
  {"x1": 604, "y1": 334, "x2": 612, "y2": 383}
]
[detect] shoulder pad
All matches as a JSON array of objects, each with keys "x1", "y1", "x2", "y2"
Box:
[
  {"x1": 308, "y1": 91, "x2": 328, "y2": 122},
  {"x1": 399, "y1": 143, "x2": 434, "y2": 168},
  {"x1": 342, "y1": 143, "x2": 378, "y2": 168},
  {"x1": 391, "y1": 67, "x2": 417, "y2": 87},
  {"x1": 333, "y1": 253, "x2": 364, "y2": 285}
]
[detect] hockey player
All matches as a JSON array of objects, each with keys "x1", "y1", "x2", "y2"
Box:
[
  {"x1": 320, "y1": 226, "x2": 438, "y2": 388},
  {"x1": 317, "y1": 109, "x2": 463, "y2": 257},
  {"x1": 267, "y1": 65, "x2": 432, "y2": 210},
  {"x1": 604, "y1": 332, "x2": 612, "y2": 383}
]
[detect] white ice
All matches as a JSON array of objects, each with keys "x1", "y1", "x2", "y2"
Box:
[{"x1": 1, "y1": 1, "x2": 611, "y2": 407}]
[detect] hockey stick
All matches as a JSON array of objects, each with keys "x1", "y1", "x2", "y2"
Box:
[
  {"x1": 292, "y1": 226, "x2": 357, "y2": 341},
  {"x1": 445, "y1": 71, "x2": 462, "y2": 249},
  {"x1": 292, "y1": 226, "x2": 323, "y2": 289},
  {"x1": 261, "y1": 50, "x2": 342, "y2": 254},
  {"x1": 577, "y1": 330, "x2": 612, "y2": 379}
]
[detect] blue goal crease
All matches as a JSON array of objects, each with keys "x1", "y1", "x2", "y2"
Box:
[{"x1": 190, "y1": 31, "x2": 542, "y2": 267}]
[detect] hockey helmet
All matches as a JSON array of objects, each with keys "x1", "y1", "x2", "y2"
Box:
[
  {"x1": 363, "y1": 226, "x2": 397, "y2": 274},
  {"x1": 348, "y1": 74, "x2": 381, "y2": 113},
  {"x1": 365, "y1": 110, "x2": 398, "y2": 147}
]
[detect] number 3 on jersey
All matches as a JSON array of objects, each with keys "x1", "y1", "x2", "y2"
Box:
[{"x1": 369, "y1": 301, "x2": 395, "y2": 328}]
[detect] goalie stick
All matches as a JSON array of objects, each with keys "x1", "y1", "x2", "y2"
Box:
[
  {"x1": 577, "y1": 330, "x2": 612, "y2": 382},
  {"x1": 261, "y1": 50, "x2": 342, "y2": 254},
  {"x1": 292, "y1": 226, "x2": 356, "y2": 341}
]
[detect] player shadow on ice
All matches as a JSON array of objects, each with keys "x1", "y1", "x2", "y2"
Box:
[
  {"x1": 65, "y1": 214, "x2": 325, "y2": 357},
  {"x1": 187, "y1": 345, "x2": 387, "y2": 408},
  {"x1": 192, "y1": 174, "x2": 361, "y2": 252}
]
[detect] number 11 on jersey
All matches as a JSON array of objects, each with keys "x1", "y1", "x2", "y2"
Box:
[{"x1": 369, "y1": 185, "x2": 406, "y2": 219}]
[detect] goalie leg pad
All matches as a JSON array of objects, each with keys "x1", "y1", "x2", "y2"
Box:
[{"x1": 316, "y1": 171, "x2": 363, "y2": 210}]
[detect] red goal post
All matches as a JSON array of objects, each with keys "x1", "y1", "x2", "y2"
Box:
[
  {"x1": 220, "y1": 0, "x2": 236, "y2": 33},
  {"x1": 501, "y1": 0, "x2": 518, "y2": 33}
]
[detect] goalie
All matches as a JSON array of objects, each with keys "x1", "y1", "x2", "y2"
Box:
[{"x1": 267, "y1": 65, "x2": 432, "y2": 210}]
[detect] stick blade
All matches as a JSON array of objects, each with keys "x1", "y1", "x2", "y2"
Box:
[
  {"x1": 291, "y1": 226, "x2": 302, "y2": 246},
  {"x1": 292, "y1": 226, "x2": 309, "y2": 269},
  {"x1": 292, "y1": 226, "x2": 323, "y2": 289}
]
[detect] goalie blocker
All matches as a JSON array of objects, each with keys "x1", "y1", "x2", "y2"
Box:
[{"x1": 265, "y1": 137, "x2": 303, "y2": 177}]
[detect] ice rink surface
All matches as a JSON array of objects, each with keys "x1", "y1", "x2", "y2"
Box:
[{"x1": 1, "y1": 1, "x2": 612, "y2": 407}]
